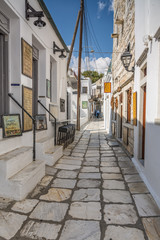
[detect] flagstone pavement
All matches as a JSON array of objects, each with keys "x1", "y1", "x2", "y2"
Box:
[{"x1": 0, "y1": 120, "x2": 160, "y2": 240}]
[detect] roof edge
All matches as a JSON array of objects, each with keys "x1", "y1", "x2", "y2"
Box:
[{"x1": 37, "y1": 0, "x2": 69, "y2": 52}]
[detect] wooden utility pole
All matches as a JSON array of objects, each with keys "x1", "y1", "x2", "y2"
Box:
[
  {"x1": 77, "y1": 0, "x2": 84, "y2": 130},
  {"x1": 67, "y1": 10, "x2": 81, "y2": 72}
]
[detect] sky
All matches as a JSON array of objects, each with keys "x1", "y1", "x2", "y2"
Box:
[{"x1": 43, "y1": 0, "x2": 114, "y2": 74}]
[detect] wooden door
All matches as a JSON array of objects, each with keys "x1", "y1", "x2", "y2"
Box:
[
  {"x1": 142, "y1": 86, "x2": 146, "y2": 159},
  {"x1": 120, "y1": 105, "x2": 123, "y2": 138}
]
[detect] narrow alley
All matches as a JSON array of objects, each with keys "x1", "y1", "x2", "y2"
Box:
[{"x1": 0, "y1": 120, "x2": 159, "y2": 240}]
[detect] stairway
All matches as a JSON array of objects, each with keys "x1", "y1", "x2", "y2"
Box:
[
  {"x1": 36, "y1": 132, "x2": 63, "y2": 166},
  {"x1": 0, "y1": 131, "x2": 45, "y2": 201}
]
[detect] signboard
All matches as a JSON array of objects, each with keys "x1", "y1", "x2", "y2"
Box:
[
  {"x1": 22, "y1": 86, "x2": 33, "y2": 132},
  {"x1": 22, "y1": 39, "x2": 33, "y2": 78},
  {"x1": 35, "y1": 115, "x2": 47, "y2": 130},
  {"x1": 46, "y1": 79, "x2": 51, "y2": 98},
  {"x1": 133, "y1": 92, "x2": 137, "y2": 126},
  {"x1": 82, "y1": 101, "x2": 88, "y2": 109},
  {"x1": 104, "y1": 82, "x2": 111, "y2": 93},
  {"x1": 60, "y1": 98, "x2": 65, "y2": 112},
  {"x1": 2, "y1": 114, "x2": 22, "y2": 138}
]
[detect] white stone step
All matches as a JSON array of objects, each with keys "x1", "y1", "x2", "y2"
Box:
[
  {"x1": 43, "y1": 145, "x2": 63, "y2": 166},
  {"x1": 36, "y1": 130, "x2": 48, "y2": 141},
  {"x1": 0, "y1": 147, "x2": 32, "y2": 179},
  {"x1": 36, "y1": 137, "x2": 54, "y2": 154},
  {"x1": 0, "y1": 136, "x2": 24, "y2": 155},
  {"x1": 0, "y1": 160, "x2": 45, "y2": 200}
]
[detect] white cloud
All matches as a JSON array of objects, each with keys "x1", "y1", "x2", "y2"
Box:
[
  {"x1": 108, "y1": 0, "x2": 114, "y2": 11},
  {"x1": 97, "y1": 1, "x2": 107, "y2": 19},
  {"x1": 70, "y1": 55, "x2": 111, "y2": 75},
  {"x1": 98, "y1": 1, "x2": 106, "y2": 11}
]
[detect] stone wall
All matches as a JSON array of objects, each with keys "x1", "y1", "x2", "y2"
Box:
[{"x1": 112, "y1": 0, "x2": 135, "y2": 155}]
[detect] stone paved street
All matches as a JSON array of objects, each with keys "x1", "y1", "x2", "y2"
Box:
[{"x1": 0, "y1": 120, "x2": 160, "y2": 240}]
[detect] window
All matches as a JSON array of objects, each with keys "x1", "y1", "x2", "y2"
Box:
[
  {"x1": 82, "y1": 87, "x2": 87, "y2": 94},
  {"x1": 127, "y1": 88, "x2": 132, "y2": 123},
  {"x1": 50, "y1": 58, "x2": 57, "y2": 103}
]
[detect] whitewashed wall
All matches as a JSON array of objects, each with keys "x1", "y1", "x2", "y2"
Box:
[
  {"x1": 2, "y1": 0, "x2": 68, "y2": 142},
  {"x1": 134, "y1": 0, "x2": 160, "y2": 207}
]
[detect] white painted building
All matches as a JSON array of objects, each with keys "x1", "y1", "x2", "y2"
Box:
[
  {"x1": 67, "y1": 74, "x2": 91, "y2": 127},
  {"x1": 0, "y1": 0, "x2": 68, "y2": 199},
  {"x1": 80, "y1": 77, "x2": 92, "y2": 126},
  {"x1": 67, "y1": 69, "x2": 78, "y2": 123},
  {"x1": 133, "y1": 0, "x2": 160, "y2": 207},
  {"x1": 102, "y1": 67, "x2": 112, "y2": 134}
]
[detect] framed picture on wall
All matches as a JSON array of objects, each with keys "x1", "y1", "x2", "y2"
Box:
[
  {"x1": 22, "y1": 86, "x2": 33, "y2": 132},
  {"x1": 22, "y1": 38, "x2": 33, "y2": 78},
  {"x1": 35, "y1": 114, "x2": 47, "y2": 130},
  {"x1": 2, "y1": 114, "x2": 22, "y2": 138},
  {"x1": 82, "y1": 101, "x2": 88, "y2": 109}
]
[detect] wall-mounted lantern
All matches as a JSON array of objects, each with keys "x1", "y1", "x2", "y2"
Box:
[
  {"x1": 121, "y1": 43, "x2": 134, "y2": 72},
  {"x1": 25, "y1": 0, "x2": 46, "y2": 28},
  {"x1": 53, "y1": 41, "x2": 66, "y2": 59}
]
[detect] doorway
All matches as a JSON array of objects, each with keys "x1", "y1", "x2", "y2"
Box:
[
  {"x1": 32, "y1": 58, "x2": 38, "y2": 117},
  {"x1": 0, "y1": 33, "x2": 9, "y2": 126},
  {"x1": 142, "y1": 85, "x2": 146, "y2": 159}
]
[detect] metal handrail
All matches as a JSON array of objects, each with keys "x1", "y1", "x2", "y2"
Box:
[
  {"x1": 38, "y1": 100, "x2": 57, "y2": 145},
  {"x1": 8, "y1": 93, "x2": 36, "y2": 160}
]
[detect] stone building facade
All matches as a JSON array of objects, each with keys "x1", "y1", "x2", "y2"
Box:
[{"x1": 112, "y1": 0, "x2": 135, "y2": 155}]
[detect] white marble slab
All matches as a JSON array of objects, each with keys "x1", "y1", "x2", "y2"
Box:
[
  {"x1": 12, "y1": 199, "x2": 39, "y2": 214},
  {"x1": 102, "y1": 173, "x2": 123, "y2": 180},
  {"x1": 101, "y1": 157, "x2": 116, "y2": 162},
  {"x1": 101, "y1": 162, "x2": 117, "y2": 167},
  {"x1": 30, "y1": 202, "x2": 69, "y2": 222},
  {"x1": 40, "y1": 188, "x2": 72, "y2": 202},
  {"x1": 81, "y1": 166, "x2": 99, "y2": 173},
  {"x1": 133, "y1": 194, "x2": 160, "y2": 217},
  {"x1": 0, "y1": 211, "x2": 27, "y2": 240},
  {"x1": 103, "y1": 180, "x2": 125, "y2": 189},
  {"x1": 128, "y1": 182, "x2": 149, "y2": 194},
  {"x1": 77, "y1": 179, "x2": 101, "y2": 188},
  {"x1": 52, "y1": 178, "x2": 76, "y2": 189},
  {"x1": 54, "y1": 163, "x2": 81, "y2": 170},
  {"x1": 104, "y1": 204, "x2": 138, "y2": 224},
  {"x1": 59, "y1": 220, "x2": 100, "y2": 240},
  {"x1": 57, "y1": 170, "x2": 78, "y2": 179},
  {"x1": 142, "y1": 217, "x2": 160, "y2": 240},
  {"x1": 103, "y1": 190, "x2": 132, "y2": 203},
  {"x1": 69, "y1": 202, "x2": 101, "y2": 220},
  {"x1": 84, "y1": 161, "x2": 99, "y2": 166},
  {"x1": 100, "y1": 167, "x2": 120, "y2": 173},
  {"x1": 104, "y1": 226, "x2": 145, "y2": 240},
  {"x1": 72, "y1": 188, "x2": 100, "y2": 201},
  {"x1": 20, "y1": 220, "x2": 61, "y2": 240},
  {"x1": 124, "y1": 174, "x2": 142, "y2": 182},
  {"x1": 121, "y1": 167, "x2": 138, "y2": 175},
  {"x1": 58, "y1": 159, "x2": 82, "y2": 166},
  {"x1": 79, "y1": 173, "x2": 101, "y2": 179}
]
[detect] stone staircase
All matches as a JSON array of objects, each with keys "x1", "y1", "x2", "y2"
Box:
[
  {"x1": 0, "y1": 130, "x2": 45, "y2": 201},
  {"x1": 36, "y1": 131, "x2": 63, "y2": 166}
]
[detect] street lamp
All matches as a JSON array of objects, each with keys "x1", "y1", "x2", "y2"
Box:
[
  {"x1": 53, "y1": 41, "x2": 66, "y2": 59},
  {"x1": 121, "y1": 43, "x2": 134, "y2": 72},
  {"x1": 25, "y1": 0, "x2": 46, "y2": 28}
]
